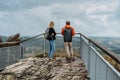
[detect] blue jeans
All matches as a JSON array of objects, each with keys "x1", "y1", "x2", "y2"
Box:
[{"x1": 48, "y1": 40, "x2": 55, "y2": 58}]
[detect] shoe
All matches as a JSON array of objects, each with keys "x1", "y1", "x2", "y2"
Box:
[
  {"x1": 49, "y1": 58, "x2": 54, "y2": 61},
  {"x1": 66, "y1": 57, "x2": 71, "y2": 63},
  {"x1": 71, "y1": 57, "x2": 75, "y2": 61}
]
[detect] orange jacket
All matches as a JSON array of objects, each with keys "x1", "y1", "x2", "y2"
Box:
[{"x1": 61, "y1": 25, "x2": 75, "y2": 36}]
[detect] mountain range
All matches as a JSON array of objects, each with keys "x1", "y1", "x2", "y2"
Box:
[{"x1": 90, "y1": 37, "x2": 120, "y2": 54}]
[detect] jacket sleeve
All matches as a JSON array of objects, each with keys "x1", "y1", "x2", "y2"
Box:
[
  {"x1": 53, "y1": 29, "x2": 56, "y2": 35},
  {"x1": 71, "y1": 27, "x2": 75, "y2": 36},
  {"x1": 61, "y1": 27, "x2": 64, "y2": 35}
]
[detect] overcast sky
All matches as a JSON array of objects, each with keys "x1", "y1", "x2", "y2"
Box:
[{"x1": 0, "y1": 0, "x2": 120, "y2": 37}]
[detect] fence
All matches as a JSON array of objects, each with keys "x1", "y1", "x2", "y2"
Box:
[{"x1": 0, "y1": 46, "x2": 21, "y2": 70}]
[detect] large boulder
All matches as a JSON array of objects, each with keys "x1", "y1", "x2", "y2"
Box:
[{"x1": 0, "y1": 57, "x2": 90, "y2": 80}]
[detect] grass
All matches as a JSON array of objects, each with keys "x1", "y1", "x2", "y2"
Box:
[{"x1": 102, "y1": 54, "x2": 120, "y2": 72}]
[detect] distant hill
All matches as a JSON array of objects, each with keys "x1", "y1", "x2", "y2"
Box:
[
  {"x1": 0, "y1": 36, "x2": 8, "y2": 42},
  {"x1": 90, "y1": 37, "x2": 120, "y2": 54}
]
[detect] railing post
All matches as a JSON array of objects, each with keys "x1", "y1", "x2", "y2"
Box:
[
  {"x1": 78, "y1": 37, "x2": 80, "y2": 55},
  {"x1": 20, "y1": 45, "x2": 24, "y2": 59},
  {"x1": 32, "y1": 42, "x2": 34, "y2": 55},
  {"x1": 7, "y1": 48, "x2": 10, "y2": 65},
  {"x1": 88, "y1": 41, "x2": 91, "y2": 74},
  {"x1": 95, "y1": 52, "x2": 97, "y2": 80},
  {"x1": 80, "y1": 33, "x2": 83, "y2": 57},
  {"x1": 106, "y1": 65, "x2": 108, "y2": 80},
  {"x1": 43, "y1": 34, "x2": 46, "y2": 57}
]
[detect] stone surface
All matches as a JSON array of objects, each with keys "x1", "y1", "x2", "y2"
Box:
[{"x1": 0, "y1": 57, "x2": 89, "y2": 80}]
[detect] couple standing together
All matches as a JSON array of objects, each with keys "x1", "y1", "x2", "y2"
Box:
[{"x1": 46, "y1": 21, "x2": 75, "y2": 61}]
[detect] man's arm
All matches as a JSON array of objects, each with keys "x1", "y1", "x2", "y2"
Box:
[{"x1": 71, "y1": 27, "x2": 75, "y2": 36}]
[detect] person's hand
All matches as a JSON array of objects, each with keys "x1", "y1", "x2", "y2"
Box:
[{"x1": 52, "y1": 33, "x2": 54, "y2": 35}]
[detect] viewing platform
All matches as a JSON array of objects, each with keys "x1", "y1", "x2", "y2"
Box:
[{"x1": 0, "y1": 33, "x2": 120, "y2": 80}]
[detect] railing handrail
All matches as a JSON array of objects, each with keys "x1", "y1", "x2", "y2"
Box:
[
  {"x1": 18, "y1": 32, "x2": 120, "y2": 64},
  {"x1": 0, "y1": 42, "x2": 19, "y2": 44},
  {"x1": 18, "y1": 33, "x2": 44, "y2": 43}
]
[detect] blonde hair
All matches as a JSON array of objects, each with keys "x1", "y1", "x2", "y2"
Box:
[{"x1": 49, "y1": 21, "x2": 54, "y2": 28}]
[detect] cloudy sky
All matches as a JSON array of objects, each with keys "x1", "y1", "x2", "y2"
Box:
[{"x1": 0, "y1": 0, "x2": 120, "y2": 37}]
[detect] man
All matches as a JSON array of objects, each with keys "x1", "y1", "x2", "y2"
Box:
[{"x1": 61, "y1": 21, "x2": 75, "y2": 62}]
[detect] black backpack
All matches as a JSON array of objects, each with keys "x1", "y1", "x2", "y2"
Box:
[{"x1": 45, "y1": 28, "x2": 50, "y2": 40}]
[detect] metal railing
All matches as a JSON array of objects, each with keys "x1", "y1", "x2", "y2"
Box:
[
  {"x1": 19, "y1": 33, "x2": 80, "y2": 58},
  {"x1": 79, "y1": 33, "x2": 120, "y2": 80},
  {"x1": 0, "y1": 33, "x2": 120, "y2": 80}
]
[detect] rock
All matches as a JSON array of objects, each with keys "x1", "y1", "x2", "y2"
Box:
[{"x1": 0, "y1": 57, "x2": 89, "y2": 80}]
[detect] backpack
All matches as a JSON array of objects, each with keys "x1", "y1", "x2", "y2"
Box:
[
  {"x1": 63, "y1": 27, "x2": 72, "y2": 42},
  {"x1": 45, "y1": 28, "x2": 50, "y2": 40}
]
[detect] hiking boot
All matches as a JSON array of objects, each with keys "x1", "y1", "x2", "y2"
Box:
[
  {"x1": 48, "y1": 58, "x2": 54, "y2": 61},
  {"x1": 71, "y1": 57, "x2": 75, "y2": 61},
  {"x1": 66, "y1": 57, "x2": 71, "y2": 63}
]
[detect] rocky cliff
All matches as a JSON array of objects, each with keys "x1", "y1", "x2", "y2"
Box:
[{"x1": 0, "y1": 57, "x2": 89, "y2": 80}]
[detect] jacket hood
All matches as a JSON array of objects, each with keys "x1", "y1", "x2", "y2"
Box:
[{"x1": 65, "y1": 25, "x2": 71, "y2": 28}]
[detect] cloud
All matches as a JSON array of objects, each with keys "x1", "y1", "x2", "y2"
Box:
[
  {"x1": 0, "y1": 0, "x2": 86, "y2": 11},
  {"x1": 93, "y1": 29, "x2": 120, "y2": 37},
  {"x1": 0, "y1": 0, "x2": 120, "y2": 37},
  {"x1": 0, "y1": 5, "x2": 55, "y2": 36}
]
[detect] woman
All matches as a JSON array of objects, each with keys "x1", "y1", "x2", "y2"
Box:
[{"x1": 47, "y1": 21, "x2": 56, "y2": 60}]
